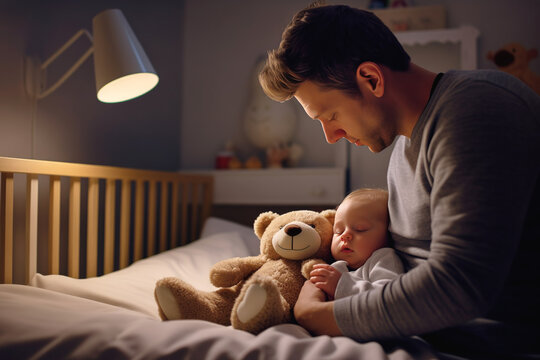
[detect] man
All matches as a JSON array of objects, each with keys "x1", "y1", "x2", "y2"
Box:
[{"x1": 259, "y1": 3, "x2": 540, "y2": 359}]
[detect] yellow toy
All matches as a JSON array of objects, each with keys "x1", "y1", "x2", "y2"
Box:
[
  {"x1": 154, "y1": 209, "x2": 335, "y2": 334},
  {"x1": 487, "y1": 42, "x2": 540, "y2": 95}
]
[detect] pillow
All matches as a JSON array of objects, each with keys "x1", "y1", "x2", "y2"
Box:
[
  {"x1": 31, "y1": 231, "x2": 251, "y2": 319},
  {"x1": 201, "y1": 217, "x2": 260, "y2": 256}
]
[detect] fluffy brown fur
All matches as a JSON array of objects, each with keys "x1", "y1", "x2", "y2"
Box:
[{"x1": 154, "y1": 209, "x2": 335, "y2": 334}]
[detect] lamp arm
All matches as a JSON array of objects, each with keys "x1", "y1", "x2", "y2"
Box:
[{"x1": 37, "y1": 29, "x2": 95, "y2": 100}]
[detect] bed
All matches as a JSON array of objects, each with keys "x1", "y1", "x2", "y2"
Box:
[{"x1": 0, "y1": 156, "x2": 444, "y2": 359}]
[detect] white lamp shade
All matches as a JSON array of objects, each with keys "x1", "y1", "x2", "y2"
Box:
[{"x1": 92, "y1": 9, "x2": 159, "y2": 103}]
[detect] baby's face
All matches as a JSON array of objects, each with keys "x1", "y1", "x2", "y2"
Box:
[{"x1": 331, "y1": 197, "x2": 388, "y2": 269}]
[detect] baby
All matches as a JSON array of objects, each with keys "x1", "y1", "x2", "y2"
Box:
[{"x1": 310, "y1": 189, "x2": 403, "y2": 300}]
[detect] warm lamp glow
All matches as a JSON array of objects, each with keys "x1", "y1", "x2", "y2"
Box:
[
  {"x1": 97, "y1": 72, "x2": 159, "y2": 103},
  {"x1": 92, "y1": 9, "x2": 159, "y2": 103}
]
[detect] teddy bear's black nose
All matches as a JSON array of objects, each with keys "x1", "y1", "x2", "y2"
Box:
[
  {"x1": 285, "y1": 225, "x2": 302, "y2": 237},
  {"x1": 494, "y1": 49, "x2": 514, "y2": 67}
]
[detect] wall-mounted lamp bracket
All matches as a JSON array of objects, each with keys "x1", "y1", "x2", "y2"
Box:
[
  {"x1": 25, "y1": 29, "x2": 94, "y2": 100},
  {"x1": 23, "y1": 9, "x2": 158, "y2": 103}
]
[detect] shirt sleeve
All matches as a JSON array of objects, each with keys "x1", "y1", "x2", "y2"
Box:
[
  {"x1": 334, "y1": 248, "x2": 404, "y2": 299},
  {"x1": 330, "y1": 260, "x2": 349, "y2": 274}
]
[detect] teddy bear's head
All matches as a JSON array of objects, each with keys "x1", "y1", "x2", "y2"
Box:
[{"x1": 253, "y1": 209, "x2": 335, "y2": 262}]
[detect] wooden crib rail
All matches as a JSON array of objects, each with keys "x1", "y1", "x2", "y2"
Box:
[{"x1": 0, "y1": 157, "x2": 213, "y2": 284}]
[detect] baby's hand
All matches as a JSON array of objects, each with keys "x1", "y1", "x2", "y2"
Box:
[{"x1": 309, "y1": 264, "x2": 342, "y2": 300}]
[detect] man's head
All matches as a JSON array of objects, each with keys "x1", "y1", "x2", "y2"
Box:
[{"x1": 259, "y1": 4, "x2": 410, "y2": 102}]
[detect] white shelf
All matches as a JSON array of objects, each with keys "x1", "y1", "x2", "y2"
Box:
[
  {"x1": 187, "y1": 167, "x2": 346, "y2": 205},
  {"x1": 395, "y1": 26, "x2": 479, "y2": 70}
]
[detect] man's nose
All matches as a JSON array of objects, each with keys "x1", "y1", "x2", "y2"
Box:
[{"x1": 319, "y1": 121, "x2": 342, "y2": 144}]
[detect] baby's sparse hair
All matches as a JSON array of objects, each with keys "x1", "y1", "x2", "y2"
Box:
[
  {"x1": 338, "y1": 188, "x2": 389, "y2": 225},
  {"x1": 341, "y1": 188, "x2": 388, "y2": 205}
]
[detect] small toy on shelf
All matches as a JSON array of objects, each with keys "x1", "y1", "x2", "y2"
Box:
[
  {"x1": 244, "y1": 155, "x2": 263, "y2": 169},
  {"x1": 487, "y1": 43, "x2": 540, "y2": 95}
]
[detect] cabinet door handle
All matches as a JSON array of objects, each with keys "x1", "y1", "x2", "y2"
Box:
[{"x1": 311, "y1": 188, "x2": 326, "y2": 198}]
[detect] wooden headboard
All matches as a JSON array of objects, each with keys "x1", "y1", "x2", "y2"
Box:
[{"x1": 0, "y1": 157, "x2": 213, "y2": 284}]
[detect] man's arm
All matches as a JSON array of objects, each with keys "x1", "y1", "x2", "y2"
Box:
[
  {"x1": 334, "y1": 76, "x2": 540, "y2": 341},
  {"x1": 294, "y1": 280, "x2": 342, "y2": 336}
]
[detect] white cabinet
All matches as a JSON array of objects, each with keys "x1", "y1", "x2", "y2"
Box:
[
  {"x1": 396, "y1": 26, "x2": 479, "y2": 70},
  {"x1": 209, "y1": 167, "x2": 345, "y2": 205},
  {"x1": 190, "y1": 135, "x2": 348, "y2": 206}
]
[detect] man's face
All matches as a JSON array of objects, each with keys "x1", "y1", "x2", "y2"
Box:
[{"x1": 294, "y1": 80, "x2": 394, "y2": 153}]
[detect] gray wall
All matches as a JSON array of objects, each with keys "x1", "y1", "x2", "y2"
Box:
[
  {"x1": 179, "y1": 0, "x2": 335, "y2": 170},
  {"x1": 1, "y1": 0, "x2": 539, "y2": 174}
]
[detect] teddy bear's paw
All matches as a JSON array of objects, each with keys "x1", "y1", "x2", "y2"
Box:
[
  {"x1": 232, "y1": 278, "x2": 289, "y2": 334},
  {"x1": 301, "y1": 258, "x2": 325, "y2": 279},
  {"x1": 155, "y1": 283, "x2": 183, "y2": 320},
  {"x1": 236, "y1": 283, "x2": 268, "y2": 324}
]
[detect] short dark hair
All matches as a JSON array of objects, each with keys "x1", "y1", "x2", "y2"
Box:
[{"x1": 259, "y1": 4, "x2": 410, "y2": 101}]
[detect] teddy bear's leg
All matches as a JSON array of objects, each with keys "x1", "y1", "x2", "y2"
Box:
[
  {"x1": 155, "y1": 277, "x2": 241, "y2": 325},
  {"x1": 230, "y1": 275, "x2": 291, "y2": 334}
]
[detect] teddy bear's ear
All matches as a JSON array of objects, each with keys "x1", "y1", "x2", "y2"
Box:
[
  {"x1": 254, "y1": 211, "x2": 280, "y2": 239},
  {"x1": 320, "y1": 209, "x2": 336, "y2": 225}
]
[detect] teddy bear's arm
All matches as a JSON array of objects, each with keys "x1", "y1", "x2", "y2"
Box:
[
  {"x1": 301, "y1": 258, "x2": 327, "y2": 279},
  {"x1": 210, "y1": 256, "x2": 266, "y2": 287}
]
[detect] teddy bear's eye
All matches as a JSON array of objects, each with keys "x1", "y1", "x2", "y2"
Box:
[
  {"x1": 309, "y1": 224, "x2": 316, "y2": 228},
  {"x1": 279, "y1": 225, "x2": 284, "y2": 229}
]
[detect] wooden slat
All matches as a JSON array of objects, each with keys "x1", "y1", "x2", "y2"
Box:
[
  {"x1": 119, "y1": 179, "x2": 131, "y2": 268},
  {"x1": 180, "y1": 182, "x2": 189, "y2": 246},
  {"x1": 147, "y1": 180, "x2": 157, "y2": 256},
  {"x1": 201, "y1": 181, "x2": 213, "y2": 234},
  {"x1": 170, "y1": 181, "x2": 179, "y2": 248},
  {"x1": 48, "y1": 176, "x2": 61, "y2": 275},
  {"x1": 86, "y1": 178, "x2": 99, "y2": 277},
  {"x1": 0, "y1": 156, "x2": 190, "y2": 182},
  {"x1": 68, "y1": 177, "x2": 81, "y2": 278},
  {"x1": 134, "y1": 180, "x2": 144, "y2": 261},
  {"x1": 104, "y1": 179, "x2": 116, "y2": 274},
  {"x1": 1, "y1": 172, "x2": 14, "y2": 283},
  {"x1": 25, "y1": 174, "x2": 39, "y2": 284},
  {"x1": 190, "y1": 183, "x2": 200, "y2": 243},
  {"x1": 159, "y1": 181, "x2": 168, "y2": 252}
]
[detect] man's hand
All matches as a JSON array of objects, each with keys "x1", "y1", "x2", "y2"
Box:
[
  {"x1": 294, "y1": 280, "x2": 342, "y2": 337},
  {"x1": 309, "y1": 263, "x2": 342, "y2": 300}
]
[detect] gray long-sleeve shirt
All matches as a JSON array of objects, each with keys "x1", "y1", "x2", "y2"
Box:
[{"x1": 333, "y1": 70, "x2": 540, "y2": 354}]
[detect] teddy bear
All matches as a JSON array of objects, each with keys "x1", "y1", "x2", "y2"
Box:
[
  {"x1": 154, "y1": 209, "x2": 335, "y2": 334},
  {"x1": 487, "y1": 42, "x2": 540, "y2": 95}
]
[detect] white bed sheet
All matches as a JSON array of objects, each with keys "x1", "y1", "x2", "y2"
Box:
[
  {"x1": 0, "y1": 285, "x2": 439, "y2": 360},
  {"x1": 0, "y1": 217, "x2": 443, "y2": 359},
  {"x1": 31, "y1": 229, "x2": 252, "y2": 319}
]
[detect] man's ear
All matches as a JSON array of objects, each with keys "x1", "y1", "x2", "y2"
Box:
[{"x1": 355, "y1": 62, "x2": 384, "y2": 98}]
